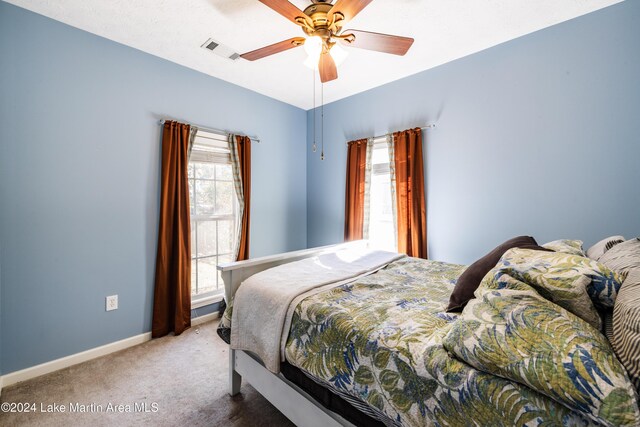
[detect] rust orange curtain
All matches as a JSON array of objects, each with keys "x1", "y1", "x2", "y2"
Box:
[
  {"x1": 393, "y1": 128, "x2": 427, "y2": 258},
  {"x1": 344, "y1": 139, "x2": 368, "y2": 241},
  {"x1": 234, "y1": 135, "x2": 251, "y2": 261},
  {"x1": 152, "y1": 121, "x2": 193, "y2": 338}
]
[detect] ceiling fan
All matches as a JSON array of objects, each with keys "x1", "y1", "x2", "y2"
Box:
[{"x1": 240, "y1": 0, "x2": 415, "y2": 83}]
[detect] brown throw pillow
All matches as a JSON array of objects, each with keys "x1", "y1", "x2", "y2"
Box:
[{"x1": 446, "y1": 236, "x2": 552, "y2": 312}]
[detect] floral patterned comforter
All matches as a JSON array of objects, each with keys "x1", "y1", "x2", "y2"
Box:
[{"x1": 283, "y1": 256, "x2": 639, "y2": 426}]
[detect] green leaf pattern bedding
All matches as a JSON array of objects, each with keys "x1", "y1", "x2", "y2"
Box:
[
  {"x1": 283, "y1": 256, "x2": 640, "y2": 426},
  {"x1": 482, "y1": 248, "x2": 627, "y2": 330},
  {"x1": 444, "y1": 250, "x2": 636, "y2": 426}
]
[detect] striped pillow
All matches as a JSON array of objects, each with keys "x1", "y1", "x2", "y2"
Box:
[
  {"x1": 586, "y1": 235, "x2": 626, "y2": 261},
  {"x1": 599, "y1": 238, "x2": 640, "y2": 391}
]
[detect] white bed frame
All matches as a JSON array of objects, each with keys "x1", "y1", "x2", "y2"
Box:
[{"x1": 217, "y1": 241, "x2": 368, "y2": 427}]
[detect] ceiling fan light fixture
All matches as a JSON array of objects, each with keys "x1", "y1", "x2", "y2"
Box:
[
  {"x1": 303, "y1": 35, "x2": 323, "y2": 57},
  {"x1": 303, "y1": 35, "x2": 323, "y2": 70},
  {"x1": 242, "y1": 0, "x2": 414, "y2": 84},
  {"x1": 303, "y1": 55, "x2": 320, "y2": 70},
  {"x1": 329, "y1": 44, "x2": 348, "y2": 66}
]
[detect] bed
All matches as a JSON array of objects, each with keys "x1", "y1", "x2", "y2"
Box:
[{"x1": 216, "y1": 240, "x2": 640, "y2": 426}]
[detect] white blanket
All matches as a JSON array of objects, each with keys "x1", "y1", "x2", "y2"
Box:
[{"x1": 230, "y1": 248, "x2": 403, "y2": 373}]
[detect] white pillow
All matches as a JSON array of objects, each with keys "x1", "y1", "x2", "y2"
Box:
[{"x1": 586, "y1": 235, "x2": 625, "y2": 260}]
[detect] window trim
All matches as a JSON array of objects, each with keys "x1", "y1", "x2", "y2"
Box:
[
  {"x1": 189, "y1": 129, "x2": 238, "y2": 307},
  {"x1": 192, "y1": 293, "x2": 224, "y2": 309}
]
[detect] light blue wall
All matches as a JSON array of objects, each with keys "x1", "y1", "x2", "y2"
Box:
[
  {"x1": 0, "y1": 246, "x2": 2, "y2": 375},
  {"x1": 307, "y1": 1, "x2": 640, "y2": 264},
  {"x1": 0, "y1": 2, "x2": 306, "y2": 374},
  {"x1": 2, "y1": 0, "x2": 640, "y2": 378}
]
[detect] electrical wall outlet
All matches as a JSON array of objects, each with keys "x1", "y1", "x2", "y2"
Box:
[{"x1": 106, "y1": 295, "x2": 118, "y2": 311}]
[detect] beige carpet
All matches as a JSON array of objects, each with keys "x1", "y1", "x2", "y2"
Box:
[{"x1": 0, "y1": 321, "x2": 294, "y2": 426}]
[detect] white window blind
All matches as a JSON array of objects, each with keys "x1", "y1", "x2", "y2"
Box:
[
  {"x1": 190, "y1": 131, "x2": 231, "y2": 163},
  {"x1": 189, "y1": 130, "x2": 238, "y2": 306}
]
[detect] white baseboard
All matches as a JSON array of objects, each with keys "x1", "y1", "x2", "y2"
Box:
[
  {"x1": 1, "y1": 332, "x2": 153, "y2": 391},
  {"x1": 0, "y1": 312, "x2": 219, "y2": 394},
  {"x1": 192, "y1": 311, "x2": 219, "y2": 326},
  {"x1": 0, "y1": 311, "x2": 218, "y2": 396}
]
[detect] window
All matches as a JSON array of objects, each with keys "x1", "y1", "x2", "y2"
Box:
[
  {"x1": 368, "y1": 140, "x2": 396, "y2": 252},
  {"x1": 188, "y1": 130, "x2": 238, "y2": 306}
]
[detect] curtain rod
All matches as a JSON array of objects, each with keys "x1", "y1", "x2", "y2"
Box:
[
  {"x1": 345, "y1": 124, "x2": 436, "y2": 146},
  {"x1": 159, "y1": 119, "x2": 260, "y2": 143}
]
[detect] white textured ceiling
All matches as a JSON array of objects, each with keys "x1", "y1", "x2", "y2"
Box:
[{"x1": 5, "y1": 0, "x2": 622, "y2": 109}]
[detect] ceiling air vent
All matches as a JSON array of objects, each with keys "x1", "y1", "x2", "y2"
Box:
[{"x1": 201, "y1": 38, "x2": 240, "y2": 61}]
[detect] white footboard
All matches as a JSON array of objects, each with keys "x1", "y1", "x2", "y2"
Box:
[
  {"x1": 230, "y1": 349, "x2": 354, "y2": 427},
  {"x1": 217, "y1": 241, "x2": 367, "y2": 426},
  {"x1": 217, "y1": 240, "x2": 367, "y2": 305},
  {"x1": 229, "y1": 349, "x2": 242, "y2": 396}
]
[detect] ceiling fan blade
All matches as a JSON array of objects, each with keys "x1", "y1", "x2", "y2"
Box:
[
  {"x1": 240, "y1": 37, "x2": 306, "y2": 61},
  {"x1": 259, "y1": 0, "x2": 309, "y2": 25},
  {"x1": 328, "y1": 0, "x2": 373, "y2": 24},
  {"x1": 319, "y1": 52, "x2": 338, "y2": 83},
  {"x1": 340, "y1": 29, "x2": 414, "y2": 55}
]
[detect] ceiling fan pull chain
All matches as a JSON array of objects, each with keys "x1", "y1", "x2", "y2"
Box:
[
  {"x1": 321, "y1": 82, "x2": 324, "y2": 161},
  {"x1": 312, "y1": 69, "x2": 317, "y2": 153}
]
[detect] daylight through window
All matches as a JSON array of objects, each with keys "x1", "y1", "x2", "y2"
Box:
[
  {"x1": 188, "y1": 131, "x2": 238, "y2": 304},
  {"x1": 368, "y1": 141, "x2": 396, "y2": 252}
]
